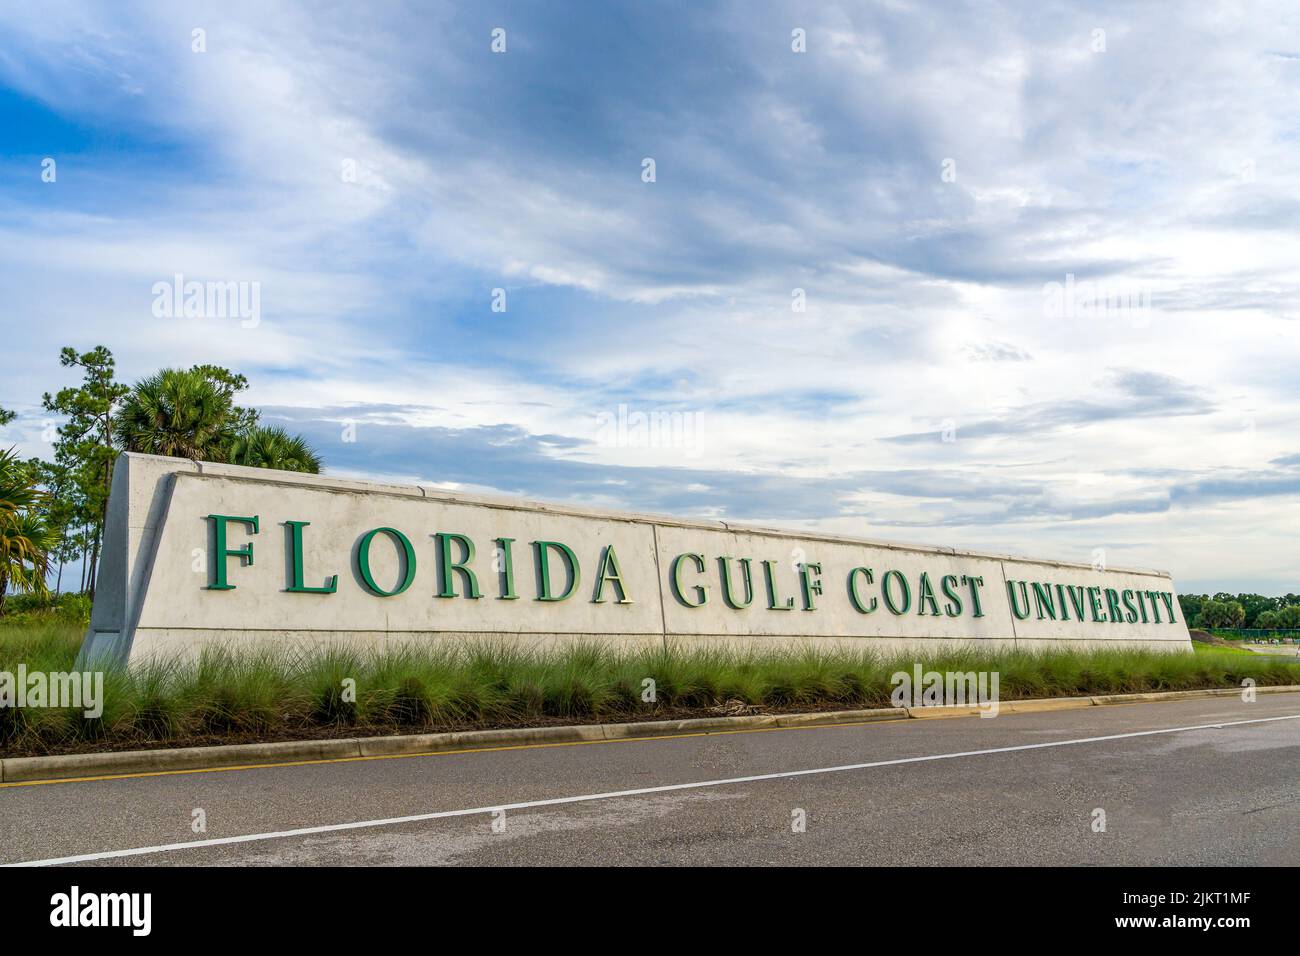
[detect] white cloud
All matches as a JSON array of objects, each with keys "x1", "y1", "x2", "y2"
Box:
[{"x1": 1, "y1": 1, "x2": 1299, "y2": 590}]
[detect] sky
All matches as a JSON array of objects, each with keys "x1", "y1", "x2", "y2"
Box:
[{"x1": 1, "y1": 1, "x2": 1298, "y2": 595}]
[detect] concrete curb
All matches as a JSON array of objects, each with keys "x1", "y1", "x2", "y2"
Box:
[{"x1": 3, "y1": 686, "x2": 1297, "y2": 784}]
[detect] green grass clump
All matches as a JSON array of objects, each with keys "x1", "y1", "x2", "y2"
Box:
[{"x1": 1, "y1": 623, "x2": 1297, "y2": 754}]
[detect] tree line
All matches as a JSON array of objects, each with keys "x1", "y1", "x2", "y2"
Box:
[
  {"x1": 1177, "y1": 592, "x2": 1300, "y2": 630},
  {"x1": 0, "y1": 345, "x2": 322, "y2": 614}
]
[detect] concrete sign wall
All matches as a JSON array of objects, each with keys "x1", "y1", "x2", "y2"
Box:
[{"x1": 82, "y1": 453, "x2": 1194, "y2": 663}]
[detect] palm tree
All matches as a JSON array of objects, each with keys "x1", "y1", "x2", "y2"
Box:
[
  {"x1": 0, "y1": 448, "x2": 55, "y2": 615},
  {"x1": 114, "y1": 368, "x2": 239, "y2": 461},
  {"x1": 228, "y1": 426, "x2": 322, "y2": 474}
]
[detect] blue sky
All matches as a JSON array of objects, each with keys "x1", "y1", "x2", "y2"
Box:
[{"x1": 2, "y1": 1, "x2": 1299, "y2": 594}]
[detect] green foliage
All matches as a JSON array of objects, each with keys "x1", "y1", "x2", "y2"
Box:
[
  {"x1": 0, "y1": 448, "x2": 56, "y2": 615},
  {"x1": 16, "y1": 347, "x2": 324, "y2": 601},
  {"x1": 27, "y1": 457, "x2": 78, "y2": 573},
  {"x1": 188, "y1": 365, "x2": 259, "y2": 436},
  {"x1": 3, "y1": 629, "x2": 1298, "y2": 754},
  {"x1": 1177, "y1": 593, "x2": 1204, "y2": 625},
  {"x1": 1255, "y1": 609, "x2": 1281, "y2": 629},
  {"x1": 1181, "y1": 591, "x2": 1300, "y2": 628},
  {"x1": 228, "y1": 425, "x2": 322, "y2": 474},
  {"x1": 1194, "y1": 598, "x2": 1246, "y2": 628},
  {"x1": 114, "y1": 366, "x2": 250, "y2": 461},
  {"x1": 40, "y1": 346, "x2": 129, "y2": 598},
  {"x1": 0, "y1": 592, "x2": 92, "y2": 627}
]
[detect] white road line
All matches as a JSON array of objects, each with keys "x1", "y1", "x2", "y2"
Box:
[{"x1": 8, "y1": 712, "x2": 1298, "y2": 867}]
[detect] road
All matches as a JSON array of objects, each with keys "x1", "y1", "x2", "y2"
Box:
[{"x1": 2, "y1": 693, "x2": 1298, "y2": 866}]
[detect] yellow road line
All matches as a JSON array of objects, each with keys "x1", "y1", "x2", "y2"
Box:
[{"x1": 0, "y1": 717, "x2": 911, "y2": 789}]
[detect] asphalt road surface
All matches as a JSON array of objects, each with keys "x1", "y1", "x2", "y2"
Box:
[{"x1": 3, "y1": 694, "x2": 1298, "y2": 866}]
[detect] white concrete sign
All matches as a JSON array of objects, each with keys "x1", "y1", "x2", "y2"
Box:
[{"x1": 82, "y1": 453, "x2": 1193, "y2": 663}]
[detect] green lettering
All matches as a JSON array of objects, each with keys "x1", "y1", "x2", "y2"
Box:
[
  {"x1": 1065, "y1": 585, "x2": 1087, "y2": 621},
  {"x1": 1121, "y1": 589, "x2": 1138, "y2": 623},
  {"x1": 916, "y1": 572, "x2": 940, "y2": 616},
  {"x1": 533, "y1": 540, "x2": 580, "y2": 602},
  {"x1": 1007, "y1": 580, "x2": 1031, "y2": 621},
  {"x1": 283, "y1": 520, "x2": 337, "y2": 593},
  {"x1": 848, "y1": 567, "x2": 877, "y2": 614},
  {"x1": 762, "y1": 560, "x2": 795, "y2": 610},
  {"x1": 718, "y1": 556, "x2": 754, "y2": 609},
  {"x1": 799, "y1": 562, "x2": 823, "y2": 611},
  {"x1": 1144, "y1": 590, "x2": 1162, "y2": 623},
  {"x1": 435, "y1": 532, "x2": 482, "y2": 599},
  {"x1": 1087, "y1": 586, "x2": 1106, "y2": 622},
  {"x1": 940, "y1": 574, "x2": 963, "y2": 617},
  {"x1": 1104, "y1": 588, "x2": 1122, "y2": 624},
  {"x1": 494, "y1": 537, "x2": 518, "y2": 600},
  {"x1": 670, "y1": 552, "x2": 708, "y2": 607},
  {"x1": 1031, "y1": 582, "x2": 1056, "y2": 620},
  {"x1": 961, "y1": 575, "x2": 986, "y2": 617},
  {"x1": 205, "y1": 514, "x2": 259, "y2": 591},
  {"x1": 357, "y1": 527, "x2": 416, "y2": 597},
  {"x1": 592, "y1": 545, "x2": 632, "y2": 604},
  {"x1": 881, "y1": 570, "x2": 910, "y2": 615}
]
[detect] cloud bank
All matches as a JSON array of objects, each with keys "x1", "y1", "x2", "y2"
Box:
[{"x1": 1, "y1": 1, "x2": 1298, "y2": 593}]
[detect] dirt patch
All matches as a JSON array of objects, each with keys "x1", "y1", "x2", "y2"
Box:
[{"x1": 1189, "y1": 628, "x2": 1236, "y2": 647}]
